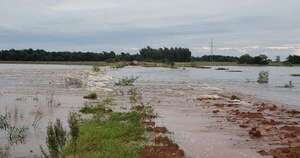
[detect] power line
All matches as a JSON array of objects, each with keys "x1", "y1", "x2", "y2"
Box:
[{"x1": 210, "y1": 39, "x2": 214, "y2": 62}]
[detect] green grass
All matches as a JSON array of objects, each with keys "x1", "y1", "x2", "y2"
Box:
[{"x1": 63, "y1": 111, "x2": 145, "y2": 158}]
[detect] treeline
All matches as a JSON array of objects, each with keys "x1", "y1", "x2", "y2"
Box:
[
  {"x1": 0, "y1": 47, "x2": 191, "y2": 62},
  {"x1": 192, "y1": 55, "x2": 239, "y2": 62},
  {"x1": 139, "y1": 46, "x2": 191, "y2": 62},
  {"x1": 238, "y1": 54, "x2": 270, "y2": 65},
  {"x1": 287, "y1": 55, "x2": 300, "y2": 64},
  {"x1": 1, "y1": 48, "x2": 300, "y2": 65},
  {"x1": 0, "y1": 49, "x2": 116, "y2": 61}
]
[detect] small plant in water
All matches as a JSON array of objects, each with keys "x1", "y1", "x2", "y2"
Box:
[
  {"x1": 41, "y1": 119, "x2": 66, "y2": 158},
  {"x1": 115, "y1": 76, "x2": 139, "y2": 86},
  {"x1": 83, "y1": 92, "x2": 97, "y2": 99},
  {"x1": 284, "y1": 81, "x2": 294, "y2": 88},
  {"x1": 128, "y1": 88, "x2": 141, "y2": 104},
  {"x1": 7, "y1": 126, "x2": 27, "y2": 145},
  {"x1": 0, "y1": 114, "x2": 9, "y2": 130},
  {"x1": 92, "y1": 65, "x2": 100, "y2": 72},
  {"x1": 257, "y1": 71, "x2": 269, "y2": 83},
  {"x1": 68, "y1": 112, "x2": 80, "y2": 158},
  {"x1": 0, "y1": 114, "x2": 28, "y2": 145},
  {"x1": 65, "y1": 77, "x2": 83, "y2": 88}
]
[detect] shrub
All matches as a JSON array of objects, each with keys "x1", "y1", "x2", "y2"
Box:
[
  {"x1": 115, "y1": 76, "x2": 139, "y2": 86},
  {"x1": 83, "y1": 92, "x2": 97, "y2": 100}
]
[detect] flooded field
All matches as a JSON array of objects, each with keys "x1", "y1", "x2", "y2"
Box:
[
  {"x1": 109, "y1": 66, "x2": 300, "y2": 158},
  {"x1": 0, "y1": 64, "x2": 90, "y2": 157},
  {"x1": 109, "y1": 66, "x2": 300, "y2": 107},
  {"x1": 1, "y1": 64, "x2": 300, "y2": 158}
]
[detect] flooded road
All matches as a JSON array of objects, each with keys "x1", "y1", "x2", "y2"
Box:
[{"x1": 109, "y1": 66, "x2": 300, "y2": 158}]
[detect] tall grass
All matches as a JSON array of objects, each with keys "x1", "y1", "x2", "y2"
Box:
[
  {"x1": 41, "y1": 119, "x2": 66, "y2": 158},
  {"x1": 68, "y1": 112, "x2": 80, "y2": 158}
]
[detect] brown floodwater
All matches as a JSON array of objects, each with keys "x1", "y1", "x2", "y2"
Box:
[
  {"x1": 1, "y1": 65, "x2": 299, "y2": 158},
  {"x1": 0, "y1": 64, "x2": 90, "y2": 157},
  {"x1": 108, "y1": 66, "x2": 298, "y2": 158},
  {"x1": 135, "y1": 84, "x2": 266, "y2": 158}
]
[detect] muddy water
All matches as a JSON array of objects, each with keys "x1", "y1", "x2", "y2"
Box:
[
  {"x1": 1, "y1": 65, "x2": 299, "y2": 157},
  {"x1": 108, "y1": 66, "x2": 300, "y2": 158},
  {"x1": 109, "y1": 66, "x2": 300, "y2": 107},
  {"x1": 0, "y1": 64, "x2": 90, "y2": 157}
]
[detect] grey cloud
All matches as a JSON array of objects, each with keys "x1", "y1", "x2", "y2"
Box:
[{"x1": 0, "y1": 0, "x2": 299, "y2": 57}]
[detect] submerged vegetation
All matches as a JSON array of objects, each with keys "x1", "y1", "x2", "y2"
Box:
[
  {"x1": 79, "y1": 98, "x2": 114, "y2": 114},
  {"x1": 0, "y1": 114, "x2": 27, "y2": 145},
  {"x1": 257, "y1": 71, "x2": 269, "y2": 83},
  {"x1": 92, "y1": 65, "x2": 100, "y2": 72},
  {"x1": 115, "y1": 76, "x2": 139, "y2": 86},
  {"x1": 83, "y1": 92, "x2": 98, "y2": 100}
]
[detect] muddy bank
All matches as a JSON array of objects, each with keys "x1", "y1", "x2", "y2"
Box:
[
  {"x1": 106, "y1": 66, "x2": 300, "y2": 158},
  {"x1": 115, "y1": 84, "x2": 299, "y2": 158},
  {"x1": 111, "y1": 82, "x2": 263, "y2": 158},
  {"x1": 197, "y1": 93, "x2": 300, "y2": 158},
  {"x1": 133, "y1": 81, "x2": 300, "y2": 158}
]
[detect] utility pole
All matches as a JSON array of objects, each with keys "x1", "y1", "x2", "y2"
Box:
[{"x1": 210, "y1": 39, "x2": 214, "y2": 63}]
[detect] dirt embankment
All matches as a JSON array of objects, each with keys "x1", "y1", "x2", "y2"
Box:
[
  {"x1": 197, "y1": 94, "x2": 300, "y2": 158},
  {"x1": 133, "y1": 105, "x2": 185, "y2": 158}
]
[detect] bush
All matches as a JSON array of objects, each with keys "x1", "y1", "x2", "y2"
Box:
[
  {"x1": 83, "y1": 92, "x2": 97, "y2": 100},
  {"x1": 115, "y1": 76, "x2": 139, "y2": 86}
]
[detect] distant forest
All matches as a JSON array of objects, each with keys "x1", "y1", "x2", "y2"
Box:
[{"x1": 0, "y1": 47, "x2": 299, "y2": 65}]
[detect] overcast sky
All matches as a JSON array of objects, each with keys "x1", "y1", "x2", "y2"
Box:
[{"x1": 1, "y1": 0, "x2": 300, "y2": 57}]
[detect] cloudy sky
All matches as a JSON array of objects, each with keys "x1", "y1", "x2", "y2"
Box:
[{"x1": 1, "y1": 0, "x2": 300, "y2": 57}]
